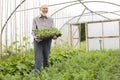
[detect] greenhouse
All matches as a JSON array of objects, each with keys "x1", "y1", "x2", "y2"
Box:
[{"x1": 0, "y1": 0, "x2": 120, "y2": 80}]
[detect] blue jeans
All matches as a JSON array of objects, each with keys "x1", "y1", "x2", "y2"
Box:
[{"x1": 34, "y1": 39, "x2": 52, "y2": 71}]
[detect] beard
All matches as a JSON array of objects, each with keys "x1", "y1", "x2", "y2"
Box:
[{"x1": 41, "y1": 12, "x2": 47, "y2": 16}]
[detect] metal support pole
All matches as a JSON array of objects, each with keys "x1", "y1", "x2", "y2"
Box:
[
  {"x1": 0, "y1": 0, "x2": 2, "y2": 58},
  {"x1": 70, "y1": 24, "x2": 73, "y2": 46},
  {"x1": 99, "y1": 40, "x2": 102, "y2": 50}
]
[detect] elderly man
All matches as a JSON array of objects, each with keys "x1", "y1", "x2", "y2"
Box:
[{"x1": 32, "y1": 4, "x2": 57, "y2": 72}]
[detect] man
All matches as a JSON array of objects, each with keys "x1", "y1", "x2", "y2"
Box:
[{"x1": 32, "y1": 4, "x2": 57, "y2": 72}]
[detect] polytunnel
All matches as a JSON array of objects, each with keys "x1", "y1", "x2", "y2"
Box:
[{"x1": 0, "y1": 0, "x2": 120, "y2": 56}]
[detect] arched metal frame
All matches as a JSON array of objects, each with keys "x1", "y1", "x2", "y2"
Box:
[
  {"x1": 2, "y1": 0, "x2": 120, "y2": 33},
  {"x1": 53, "y1": 10, "x2": 120, "y2": 19},
  {"x1": 16, "y1": 0, "x2": 79, "y2": 12},
  {"x1": 78, "y1": 0, "x2": 111, "y2": 20},
  {"x1": 1, "y1": 0, "x2": 26, "y2": 35},
  {"x1": 0, "y1": 0, "x2": 26, "y2": 56},
  {"x1": 50, "y1": 0, "x2": 120, "y2": 29},
  {"x1": 51, "y1": 0, "x2": 120, "y2": 17},
  {"x1": 59, "y1": 10, "x2": 120, "y2": 31}
]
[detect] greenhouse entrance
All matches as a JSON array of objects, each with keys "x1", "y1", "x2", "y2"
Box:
[
  {"x1": 70, "y1": 19, "x2": 120, "y2": 51},
  {"x1": 69, "y1": 23, "x2": 85, "y2": 48}
]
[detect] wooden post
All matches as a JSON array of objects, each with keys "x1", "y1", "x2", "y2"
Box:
[
  {"x1": 74, "y1": 24, "x2": 81, "y2": 47},
  {"x1": 70, "y1": 24, "x2": 72, "y2": 46},
  {"x1": 118, "y1": 20, "x2": 120, "y2": 49},
  {"x1": 68, "y1": 24, "x2": 70, "y2": 45},
  {"x1": 85, "y1": 23, "x2": 88, "y2": 51},
  {"x1": 78, "y1": 24, "x2": 81, "y2": 47},
  {"x1": 102, "y1": 22, "x2": 104, "y2": 49}
]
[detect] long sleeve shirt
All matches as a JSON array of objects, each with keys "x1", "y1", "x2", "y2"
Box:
[{"x1": 32, "y1": 15, "x2": 54, "y2": 38}]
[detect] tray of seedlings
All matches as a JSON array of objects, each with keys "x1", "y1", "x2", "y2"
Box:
[{"x1": 35, "y1": 28, "x2": 62, "y2": 40}]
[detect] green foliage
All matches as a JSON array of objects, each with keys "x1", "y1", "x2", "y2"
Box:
[
  {"x1": 3, "y1": 36, "x2": 31, "y2": 57},
  {"x1": 35, "y1": 28, "x2": 61, "y2": 39},
  {"x1": 0, "y1": 47, "x2": 120, "y2": 80}
]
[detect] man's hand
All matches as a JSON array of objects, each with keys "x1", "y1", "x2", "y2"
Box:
[
  {"x1": 53, "y1": 35, "x2": 57, "y2": 40},
  {"x1": 35, "y1": 38, "x2": 42, "y2": 42}
]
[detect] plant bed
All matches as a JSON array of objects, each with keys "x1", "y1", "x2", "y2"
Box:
[{"x1": 35, "y1": 28, "x2": 62, "y2": 40}]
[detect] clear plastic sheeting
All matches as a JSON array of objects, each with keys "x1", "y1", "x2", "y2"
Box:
[
  {"x1": 87, "y1": 21, "x2": 120, "y2": 51},
  {"x1": 70, "y1": 25, "x2": 80, "y2": 47},
  {"x1": 104, "y1": 38, "x2": 119, "y2": 50},
  {"x1": 88, "y1": 38, "x2": 119, "y2": 50},
  {"x1": 88, "y1": 38, "x2": 103, "y2": 50},
  {"x1": 88, "y1": 23, "x2": 102, "y2": 37},
  {"x1": 103, "y1": 21, "x2": 119, "y2": 36}
]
